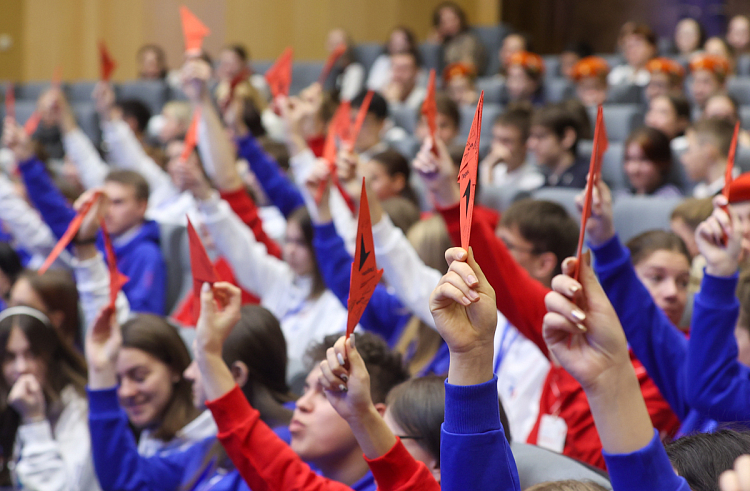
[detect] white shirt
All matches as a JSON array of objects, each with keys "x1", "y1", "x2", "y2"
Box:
[
  {"x1": 608, "y1": 65, "x2": 651, "y2": 86},
  {"x1": 137, "y1": 409, "x2": 217, "y2": 458},
  {"x1": 693, "y1": 166, "x2": 741, "y2": 198},
  {"x1": 487, "y1": 162, "x2": 546, "y2": 192}
]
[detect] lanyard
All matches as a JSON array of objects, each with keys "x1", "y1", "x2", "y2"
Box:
[{"x1": 494, "y1": 320, "x2": 520, "y2": 375}]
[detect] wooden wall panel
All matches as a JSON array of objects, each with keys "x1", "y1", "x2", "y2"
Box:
[{"x1": 0, "y1": 0, "x2": 25, "y2": 80}]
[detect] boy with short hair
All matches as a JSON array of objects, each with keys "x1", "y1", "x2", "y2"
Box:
[
  {"x1": 415, "y1": 93, "x2": 460, "y2": 146},
  {"x1": 528, "y1": 103, "x2": 588, "y2": 188},
  {"x1": 680, "y1": 117, "x2": 736, "y2": 198},
  {"x1": 570, "y1": 56, "x2": 610, "y2": 107}
]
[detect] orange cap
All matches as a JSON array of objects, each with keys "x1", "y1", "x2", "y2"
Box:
[
  {"x1": 443, "y1": 62, "x2": 477, "y2": 83},
  {"x1": 645, "y1": 57, "x2": 686, "y2": 80},
  {"x1": 570, "y1": 56, "x2": 610, "y2": 81},
  {"x1": 507, "y1": 51, "x2": 545, "y2": 77},
  {"x1": 689, "y1": 53, "x2": 731, "y2": 81}
]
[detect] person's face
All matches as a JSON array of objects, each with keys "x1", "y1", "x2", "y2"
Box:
[
  {"x1": 690, "y1": 70, "x2": 722, "y2": 108},
  {"x1": 383, "y1": 409, "x2": 440, "y2": 483},
  {"x1": 670, "y1": 217, "x2": 700, "y2": 259},
  {"x1": 283, "y1": 220, "x2": 314, "y2": 277},
  {"x1": 576, "y1": 77, "x2": 608, "y2": 107},
  {"x1": 491, "y1": 124, "x2": 526, "y2": 168},
  {"x1": 506, "y1": 65, "x2": 537, "y2": 101},
  {"x1": 416, "y1": 113, "x2": 458, "y2": 145},
  {"x1": 680, "y1": 130, "x2": 713, "y2": 182},
  {"x1": 447, "y1": 76, "x2": 473, "y2": 106},
  {"x1": 390, "y1": 54, "x2": 418, "y2": 87},
  {"x1": 633, "y1": 250, "x2": 690, "y2": 326},
  {"x1": 500, "y1": 35, "x2": 525, "y2": 67},
  {"x1": 2, "y1": 327, "x2": 47, "y2": 390},
  {"x1": 527, "y1": 125, "x2": 565, "y2": 167},
  {"x1": 217, "y1": 50, "x2": 245, "y2": 82},
  {"x1": 559, "y1": 52, "x2": 580, "y2": 79},
  {"x1": 675, "y1": 19, "x2": 701, "y2": 55},
  {"x1": 645, "y1": 97, "x2": 680, "y2": 139},
  {"x1": 703, "y1": 96, "x2": 737, "y2": 123},
  {"x1": 327, "y1": 29, "x2": 348, "y2": 53},
  {"x1": 624, "y1": 142, "x2": 662, "y2": 194},
  {"x1": 103, "y1": 181, "x2": 147, "y2": 236},
  {"x1": 496, "y1": 224, "x2": 549, "y2": 284},
  {"x1": 734, "y1": 324, "x2": 750, "y2": 367},
  {"x1": 363, "y1": 160, "x2": 403, "y2": 201},
  {"x1": 731, "y1": 201, "x2": 750, "y2": 260},
  {"x1": 116, "y1": 347, "x2": 178, "y2": 429},
  {"x1": 438, "y1": 8, "x2": 462, "y2": 38},
  {"x1": 183, "y1": 360, "x2": 205, "y2": 410},
  {"x1": 645, "y1": 72, "x2": 673, "y2": 102},
  {"x1": 728, "y1": 16, "x2": 750, "y2": 51},
  {"x1": 139, "y1": 49, "x2": 163, "y2": 79},
  {"x1": 705, "y1": 37, "x2": 731, "y2": 60},
  {"x1": 289, "y1": 366, "x2": 360, "y2": 464},
  {"x1": 624, "y1": 34, "x2": 654, "y2": 68},
  {"x1": 350, "y1": 110, "x2": 382, "y2": 153},
  {"x1": 388, "y1": 30, "x2": 410, "y2": 54},
  {"x1": 159, "y1": 111, "x2": 187, "y2": 145}
]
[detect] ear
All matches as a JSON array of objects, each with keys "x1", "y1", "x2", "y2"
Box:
[
  {"x1": 391, "y1": 173, "x2": 406, "y2": 193},
  {"x1": 561, "y1": 126, "x2": 577, "y2": 151},
  {"x1": 136, "y1": 199, "x2": 149, "y2": 217},
  {"x1": 230, "y1": 361, "x2": 249, "y2": 389},
  {"x1": 429, "y1": 459, "x2": 441, "y2": 484},
  {"x1": 373, "y1": 402, "x2": 387, "y2": 417},
  {"x1": 534, "y1": 251, "x2": 558, "y2": 284}
]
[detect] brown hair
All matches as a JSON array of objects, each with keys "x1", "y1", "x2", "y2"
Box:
[
  {"x1": 120, "y1": 315, "x2": 199, "y2": 442},
  {"x1": 381, "y1": 197, "x2": 420, "y2": 236},
  {"x1": 105, "y1": 170, "x2": 150, "y2": 202},
  {"x1": 407, "y1": 215, "x2": 453, "y2": 275},
  {"x1": 631, "y1": 24, "x2": 658, "y2": 48},
  {"x1": 625, "y1": 230, "x2": 691, "y2": 266},
  {"x1": 736, "y1": 266, "x2": 750, "y2": 334},
  {"x1": 495, "y1": 105, "x2": 533, "y2": 142},
  {"x1": 287, "y1": 207, "x2": 327, "y2": 300},
  {"x1": 137, "y1": 44, "x2": 168, "y2": 79},
  {"x1": 415, "y1": 93, "x2": 460, "y2": 129},
  {"x1": 526, "y1": 481, "x2": 609, "y2": 491},
  {"x1": 531, "y1": 103, "x2": 585, "y2": 153},
  {"x1": 371, "y1": 150, "x2": 418, "y2": 205},
  {"x1": 689, "y1": 117, "x2": 736, "y2": 157},
  {"x1": 18, "y1": 269, "x2": 81, "y2": 347},
  {"x1": 625, "y1": 126, "x2": 673, "y2": 185},
  {"x1": 387, "y1": 375, "x2": 445, "y2": 462},
  {"x1": 670, "y1": 197, "x2": 713, "y2": 229}
]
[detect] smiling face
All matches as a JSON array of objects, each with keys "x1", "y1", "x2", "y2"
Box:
[
  {"x1": 116, "y1": 347, "x2": 178, "y2": 429},
  {"x1": 633, "y1": 249, "x2": 690, "y2": 326},
  {"x1": 283, "y1": 220, "x2": 314, "y2": 277},
  {"x1": 624, "y1": 141, "x2": 663, "y2": 194}
]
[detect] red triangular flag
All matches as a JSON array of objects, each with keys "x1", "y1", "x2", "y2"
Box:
[
  {"x1": 186, "y1": 217, "x2": 224, "y2": 320},
  {"x1": 333, "y1": 100, "x2": 352, "y2": 143},
  {"x1": 23, "y1": 112, "x2": 41, "y2": 136},
  {"x1": 38, "y1": 191, "x2": 103, "y2": 274},
  {"x1": 319, "y1": 44, "x2": 347, "y2": 85},
  {"x1": 5, "y1": 83, "x2": 15, "y2": 121},
  {"x1": 347, "y1": 90, "x2": 374, "y2": 151},
  {"x1": 314, "y1": 127, "x2": 356, "y2": 213},
  {"x1": 346, "y1": 179, "x2": 384, "y2": 338},
  {"x1": 421, "y1": 69, "x2": 438, "y2": 155},
  {"x1": 180, "y1": 108, "x2": 201, "y2": 162},
  {"x1": 100, "y1": 219, "x2": 129, "y2": 309},
  {"x1": 180, "y1": 6, "x2": 211, "y2": 55},
  {"x1": 266, "y1": 47, "x2": 293, "y2": 99},
  {"x1": 457, "y1": 91, "x2": 484, "y2": 251},
  {"x1": 574, "y1": 105, "x2": 609, "y2": 281},
  {"x1": 723, "y1": 121, "x2": 741, "y2": 201},
  {"x1": 99, "y1": 41, "x2": 117, "y2": 82}
]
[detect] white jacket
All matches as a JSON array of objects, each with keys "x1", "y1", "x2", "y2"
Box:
[{"x1": 136, "y1": 409, "x2": 217, "y2": 458}]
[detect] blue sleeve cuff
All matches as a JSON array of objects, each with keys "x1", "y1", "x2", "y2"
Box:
[
  {"x1": 590, "y1": 234, "x2": 630, "y2": 272},
  {"x1": 313, "y1": 222, "x2": 338, "y2": 242},
  {"x1": 444, "y1": 376, "x2": 501, "y2": 434},
  {"x1": 697, "y1": 271, "x2": 739, "y2": 309},
  {"x1": 604, "y1": 430, "x2": 688, "y2": 491},
  {"x1": 86, "y1": 386, "x2": 122, "y2": 415}
]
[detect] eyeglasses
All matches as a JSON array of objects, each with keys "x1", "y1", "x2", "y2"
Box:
[{"x1": 395, "y1": 435, "x2": 424, "y2": 441}]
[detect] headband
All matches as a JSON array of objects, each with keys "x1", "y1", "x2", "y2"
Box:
[{"x1": 0, "y1": 306, "x2": 52, "y2": 327}]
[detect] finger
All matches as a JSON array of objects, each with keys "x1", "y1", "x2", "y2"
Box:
[
  {"x1": 317, "y1": 363, "x2": 338, "y2": 393},
  {"x1": 90, "y1": 305, "x2": 115, "y2": 335},
  {"x1": 433, "y1": 281, "x2": 472, "y2": 307},
  {"x1": 447, "y1": 255, "x2": 481, "y2": 287},
  {"x1": 444, "y1": 247, "x2": 468, "y2": 268},
  {"x1": 577, "y1": 250, "x2": 605, "y2": 300},
  {"x1": 326, "y1": 345, "x2": 349, "y2": 382},
  {"x1": 736, "y1": 455, "x2": 750, "y2": 491},
  {"x1": 213, "y1": 282, "x2": 242, "y2": 310},
  {"x1": 441, "y1": 270, "x2": 478, "y2": 302},
  {"x1": 561, "y1": 257, "x2": 576, "y2": 277},
  {"x1": 344, "y1": 336, "x2": 367, "y2": 377},
  {"x1": 542, "y1": 311, "x2": 581, "y2": 346},
  {"x1": 319, "y1": 359, "x2": 347, "y2": 392},
  {"x1": 551, "y1": 273, "x2": 583, "y2": 299},
  {"x1": 544, "y1": 291, "x2": 587, "y2": 332},
  {"x1": 720, "y1": 471, "x2": 741, "y2": 491},
  {"x1": 199, "y1": 282, "x2": 217, "y2": 323}
]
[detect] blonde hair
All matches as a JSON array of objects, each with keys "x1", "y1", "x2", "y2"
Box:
[{"x1": 162, "y1": 101, "x2": 193, "y2": 128}]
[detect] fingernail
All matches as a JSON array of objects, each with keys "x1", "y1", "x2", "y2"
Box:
[
  {"x1": 340, "y1": 374, "x2": 348, "y2": 382},
  {"x1": 462, "y1": 296, "x2": 471, "y2": 306},
  {"x1": 576, "y1": 323, "x2": 588, "y2": 333},
  {"x1": 458, "y1": 250, "x2": 466, "y2": 259},
  {"x1": 339, "y1": 384, "x2": 348, "y2": 392},
  {"x1": 569, "y1": 284, "x2": 580, "y2": 294},
  {"x1": 571, "y1": 309, "x2": 586, "y2": 322},
  {"x1": 202, "y1": 282, "x2": 211, "y2": 292},
  {"x1": 468, "y1": 275, "x2": 478, "y2": 285},
  {"x1": 468, "y1": 289, "x2": 480, "y2": 301},
  {"x1": 337, "y1": 353, "x2": 345, "y2": 366}
]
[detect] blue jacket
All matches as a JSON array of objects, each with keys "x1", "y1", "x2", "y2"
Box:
[
  {"x1": 88, "y1": 387, "x2": 247, "y2": 491},
  {"x1": 20, "y1": 157, "x2": 167, "y2": 314},
  {"x1": 684, "y1": 272, "x2": 750, "y2": 422},
  {"x1": 592, "y1": 235, "x2": 715, "y2": 435},
  {"x1": 236, "y1": 134, "x2": 304, "y2": 218},
  {"x1": 312, "y1": 222, "x2": 449, "y2": 375},
  {"x1": 441, "y1": 376, "x2": 520, "y2": 491}
]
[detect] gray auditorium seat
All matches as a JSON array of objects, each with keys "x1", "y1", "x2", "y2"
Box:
[
  {"x1": 158, "y1": 222, "x2": 192, "y2": 316},
  {"x1": 606, "y1": 84, "x2": 644, "y2": 104},
  {"x1": 587, "y1": 104, "x2": 644, "y2": 142},
  {"x1": 478, "y1": 184, "x2": 531, "y2": 212},
  {"x1": 458, "y1": 102, "x2": 503, "y2": 143},
  {"x1": 290, "y1": 62, "x2": 325, "y2": 95},
  {"x1": 612, "y1": 195, "x2": 685, "y2": 244},
  {"x1": 16, "y1": 81, "x2": 67, "y2": 101},
  {"x1": 354, "y1": 43, "x2": 384, "y2": 73},
  {"x1": 728, "y1": 78, "x2": 750, "y2": 106},
  {"x1": 512, "y1": 443, "x2": 611, "y2": 490},
  {"x1": 252, "y1": 60, "x2": 273, "y2": 76},
  {"x1": 741, "y1": 106, "x2": 750, "y2": 130},
  {"x1": 739, "y1": 55, "x2": 750, "y2": 76},
  {"x1": 68, "y1": 81, "x2": 98, "y2": 103},
  {"x1": 544, "y1": 78, "x2": 574, "y2": 103},
  {"x1": 72, "y1": 102, "x2": 101, "y2": 146},
  {"x1": 472, "y1": 24, "x2": 509, "y2": 76},
  {"x1": 13, "y1": 100, "x2": 38, "y2": 127},
  {"x1": 599, "y1": 141, "x2": 626, "y2": 191},
  {"x1": 531, "y1": 187, "x2": 582, "y2": 223},
  {"x1": 116, "y1": 80, "x2": 168, "y2": 116},
  {"x1": 737, "y1": 145, "x2": 750, "y2": 174},
  {"x1": 476, "y1": 77, "x2": 505, "y2": 104},
  {"x1": 542, "y1": 55, "x2": 561, "y2": 79},
  {"x1": 419, "y1": 43, "x2": 443, "y2": 73},
  {"x1": 390, "y1": 135, "x2": 420, "y2": 161},
  {"x1": 389, "y1": 104, "x2": 418, "y2": 133}
]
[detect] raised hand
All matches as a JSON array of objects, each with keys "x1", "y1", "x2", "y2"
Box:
[
  {"x1": 174, "y1": 154, "x2": 213, "y2": 200},
  {"x1": 74, "y1": 188, "x2": 106, "y2": 243},
  {"x1": 412, "y1": 136, "x2": 460, "y2": 208},
  {"x1": 85, "y1": 306, "x2": 120, "y2": 389},
  {"x1": 8, "y1": 374, "x2": 46, "y2": 424},
  {"x1": 696, "y1": 195, "x2": 743, "y2": 278},
  {"x1": 92, "y1": 82, "x2": 116, "y2": 122},
  {"x1": 181, "y1": 58, "x2": 212, "y2": 103},
  {"x1": 304, "y1": 157, "x2": 333, "y2": 223},
  {"x1": 318, "y1": 335, "x2": 375, "y2": 422},
  {"x1": 2, "y1": 117, "x2": 34, "y2": 162},
  {"x1": 720, "y1": 455, "x2": 750, "y2": 491},
  {"x1": 575, "y1": 178, "x2": 615, "y2": 247},
  {"x1": 39, "y1": 88, "x2": 77, "y2": 133},
  {"x1": 195, "y1": 282, "x2": 243, "y2": 356}
]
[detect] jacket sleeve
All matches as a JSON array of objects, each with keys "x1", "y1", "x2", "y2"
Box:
[
  {"x1": 120, "y1": 242, "x2": 166, "y2": 315},
  {"x1": 603, "y1": 430, "x2": 690, "y2": 491},
  {"x1": 438, "y1": 203, "x2": 550, "y2": 356},
  {"x1": 18, "y1": 157, "x2": 77, "y2": 241},
  {"x1": 440, "y1": 377, "x2": 521, "y2": 491},
  {"x1": 592, "y1": 235, "x2": 690, "y2": 420},
  {"x1": 235, "y1": 133, "x2": 304, "y2": 218},
  {"x1": 72, "y1": 252, "x2": 131, "y2": 330},
  {"x1": 312, "y1": 222, "x2": 410, "y2": 345},
  {"x1": 219, "y1": 188, "x2": 282, "y2": 259},
  {"x1": 62, "y1": 128, "x2": 109, "y2": 190},
  {"x1": 87, "y1": 387, "x2": 184, "y2": 491},
  {"x1": 684, "y1": 272, "x2": 748, "y2": 421},
  {"x1": 364, "y1": 439, "x2": 440, "y2": 491},
  {"x1": 206, "y1": 385, "x2": 352, "y2": 491},
  {"x1": 371, "y1": 215, "x2": 440, "y2": 328}
]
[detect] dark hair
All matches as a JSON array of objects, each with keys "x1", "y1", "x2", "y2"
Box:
[
  {"x1": 117, "y1": 99, "x2": 152, "y2": 134},
  {"x1": 287, "y1": 207, "x2": 327, "y2": 300},
  {"x1": 706, "y1": 93, "x2": 741, "y2": 122},
  {"x1": 495, "y1": 106, "x2": 533, "y2": 142},
  {"x1": 105, "y1": 169, "x2": 151, "y2": 202},
  {"x1": 381, "y1": 196, "x2": 420, "y2": 235},
  {"x1": 631, "y1": 23, "x2": 658, "y2": 48},
  {"x1": 531, "y1": 103, "x2": 584, "y2": 154},
  {"x1": 225, "y1": 44, "x2": 248, "y2": 62},
  {"x1": 563, "y1": 41, "x2": 594, "y2": 59},
  {"x1": 526, "y1": 481, "x2": 609, "y2": 491},
  {"x1": 241, "y1": 98, "x2": 268, "y2": 138},
  {"x1": 384, "y1": 26, "x2": 418, "y2": 56},
  {"x1": 417, "y1": 93, "x2": 460, "y2": 129},
  {"x1": 625, "y1": 230, "x2": 691, "y2": 266},
  {"x1": 624, "y1": 126, "x2": 673, "y2": 186},
  {"x1": 563, "y1": 98, "x2": 592, "y2": 141},
  {"x1": 305, "y1": 332, "x2": 409, "y2": 404},
  {"x1": 664, "y1": 94, "x2": 693, "y2": 127},
  {"x1": 351, "y1": 90, "x2": 388, "y2": 121},
  {"x1": 666, "y1": 429, "x2": 750, "y2": 491},
  {"x1": 370, "y1": 150, "x2": 418, "y2": 204},
  {"x1": 432, "y1": 1, "x2": 468, "y2": 32},
  {"x1": 222, "y1": 305, "x2": 293, "y2": 404},
  {"x1": 0, "y1": 244, "x2": 22, "y2": 296},
  {"x1": 689, "y1": 117, "x2": 736, "y2": 157},
  {"x1": 137, "y1": 44, "x2": 168, "y2": 79},
  {"x1": 120, "y1": 315, "x2": 199, "y2": 442},
  {"x1": 671, "y1": 197, "x2": 713, "y2": 229},
  {"x1": 17, "y1": 270, "x2": 81, "y2": 347},
  {"x1": 261, "y1": 139, "x2": 289, "y2": 172},
  {"x1": 392, "y1": 48, "x2": 422, "y2": 69},
  {"x1": 501, "y1": 199, "x2": 580, "y2": 276}
]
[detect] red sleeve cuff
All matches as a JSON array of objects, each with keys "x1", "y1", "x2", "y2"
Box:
[
  {"x1": 206, "y1": 384, "x2": 258, "y2": 435},
  {"x1": 365, "y1": 438, "x2": 435, "y2": 490}
]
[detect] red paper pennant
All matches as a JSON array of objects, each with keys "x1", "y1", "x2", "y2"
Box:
[
  {"x1": 99, "y1": 41, "x2": 117, "y2": 82},
  {"x1": 346, "y1": 179, "x2": 383, "y2": 338},
  {"x1": 186, "y1": 217, "x2": 224, "y2": 319},
  {"x1": 314, "y1": 128, "x2": 356, "y2": 213},
  {"x1": 23, "y1": 112, "x2": 41, "y2": 136},
  {"x1": 333, "y1": 100, "x2": 352, "y2": 144},
  {"x1": 319, "y1": 44, "x2": 347, "y2": 84},
  {"x1": 100, "y1": 219, "x2": 129, "y2": 309},
  {"x1": 421, "y1": 69, "x2": 438, "y2": 155},
  {"x1": 723, "y1": 121, "x2": 741, "y2": 202},
  {"x1": 180, "y1": 6, "x2": 211, "y2": 55},
  {"x1": 347, "y1": 90, "x2": 374, "y2": 151},
  {"x1": 180, "y1": 108, "x2": 201, "y2": 162},
  {"x1": 5, "y1": 83, "x2": 15, "y2": 121},
  {"x1": 38, "y1": 191, "x2": 103, "y2": 274},
  {"x1": 265, "y1": 47, "x2": 294, "y2": 99},
  {"x1": 574, "y1": 105, "x2": 609, "y2": 281},
  {"x1": 457, "y1": 91, "x2": 484, "y2": 251}
]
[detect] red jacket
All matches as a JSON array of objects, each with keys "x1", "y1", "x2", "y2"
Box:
[
  {"x1": 438, "y1": 203, "x2": 680, "y2": 469},
  {"x1": 206, "y1": 385, "x2": 440, "y2": 491}
]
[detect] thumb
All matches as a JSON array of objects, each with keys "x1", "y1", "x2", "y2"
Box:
[
  {"x1": 345, "y1": 336, "x2": 366, "y2": 374},
  {"x1": 576, "y1": 251, "x2": 607, "y2": 304}
]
